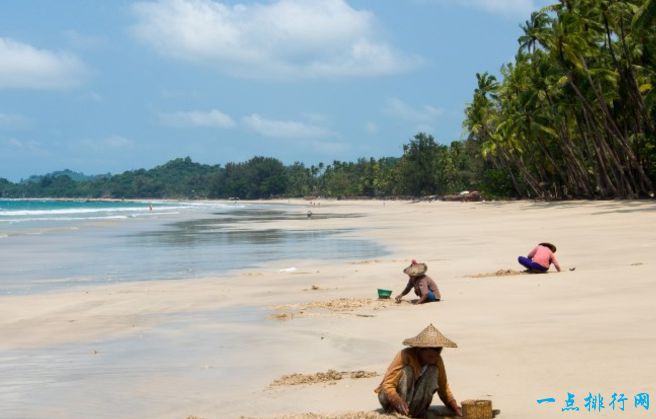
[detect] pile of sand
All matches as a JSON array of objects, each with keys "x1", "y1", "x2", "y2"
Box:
[
  {"x1": 270, "y1": 312, "x2": 295, "y2": 320},
  {"x1": 350, "y1": 259, "x2": 407, "y2": 265},
  {"x1": 305, "y1": 298, "x2": 373, "y2": 311},
  {"x1": 275, "y1": 298, "x2": 403, "y2": 312},
  {"x1": 466, "y1": 269, "x2": 526, "y2": 278},
  {"x1": 270, "y1": 369, "x2": 378, "y2": 387},
  {"x1": 270, "y1": 298, "x2": 407, "y2": 320}
]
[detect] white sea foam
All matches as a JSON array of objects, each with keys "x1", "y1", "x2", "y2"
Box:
[
  {"x1": 0, "y1": 205, "x2": 184, "y2": 216},
  {"x1": 0, "y1": 215, "x2": 131, "y2": 223},
  {"x1": 0, "y1": 201, "x2": 236, "y2": 218}
]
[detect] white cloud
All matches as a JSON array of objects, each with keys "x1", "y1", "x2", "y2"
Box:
[
  {"x1": 3, "y1": 138, "x2": 47, "y2": 154},
  {"x1": 0, "y1": 113, "x2": 29, "y2": 128},
  {"x1": 466, "y1": 0, "x2": 536, "y2": 16},
  {"x1": 79, "y1": 135, "x2": 134, "y2": 151},
  {"x1": 0, "y1": 37, "x2": 87, "y2": 89},
  {"x1": 384, "y1": 98, "x2": 443, "y2": 124},
  {"x1": 131, "y1": 0, "x2": 419, "y2": 78},
  {"x1": 242, "y1": 114, "x2": 332, "y2": 139},
  {"x1": 104, "y1": 135, "x2": 133, "y2": 148},
  {"x1": 5, "y1": 138, "x2": 24, "y2": 148},
  {"x1": 241, "y1": 113, "x2": 347, "y2": 154},
  {"x1": 364, "y1": 121, "x2": 378, "y2": 134},
  {"x1": 426, "y1": 0, "x2": 538, "y2": 17},
  {"x1": 159, "y1": 109, "x2": 235, "y2": 128}
]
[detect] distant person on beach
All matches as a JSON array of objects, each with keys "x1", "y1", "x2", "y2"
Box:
[
  {"x1": 395, "y1": 260, "x2": 441, "y2": 304},
  {"x1": 518, "y1": 242, "x2": 561, "y2": 273},
  {"x1": 375, "y1": 324, "x2": 463, "y2": 417}
]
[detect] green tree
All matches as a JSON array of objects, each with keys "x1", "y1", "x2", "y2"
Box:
[{"x1": 396, "y1": 133, "x2": 449, "y2": 197}]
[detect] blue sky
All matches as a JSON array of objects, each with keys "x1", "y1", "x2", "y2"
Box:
[{"x1": 0, "y1": 0, "x2": 550, "y2": 181}]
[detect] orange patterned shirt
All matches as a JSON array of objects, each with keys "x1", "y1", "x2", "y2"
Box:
[{"x1": 374, "y1": 347, "x2": 455, "y2": 407}]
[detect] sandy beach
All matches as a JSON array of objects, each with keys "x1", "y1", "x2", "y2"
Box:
[{"x1": 2, "y1": 199, "x2": 656, "y2": 418}]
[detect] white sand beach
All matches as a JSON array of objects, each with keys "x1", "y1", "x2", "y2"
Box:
[{"x1": 2, "y1": 200, "x2": 656, "y2": 418}]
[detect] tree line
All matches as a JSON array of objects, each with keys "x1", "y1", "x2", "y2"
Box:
[{"x1": 0, "y1": 133, "x2": 495, "y2": 200}]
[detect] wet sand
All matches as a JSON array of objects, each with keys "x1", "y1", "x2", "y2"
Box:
[{"x1": 1, "y1": 200, "x2": 656, "y2": 418}]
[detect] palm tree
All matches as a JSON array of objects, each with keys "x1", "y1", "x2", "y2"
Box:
[{"x1": 464, "y1": 0, "x2": 655, "y2": 199}]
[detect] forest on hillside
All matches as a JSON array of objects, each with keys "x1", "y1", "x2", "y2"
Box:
[{"x1": 0, "y1": 134, "x2": 495, "y2": 200}]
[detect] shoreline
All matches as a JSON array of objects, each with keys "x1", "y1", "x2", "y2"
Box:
[
  {"x1": 1, "y1": 200, "x2": 655, "y2": 418},
  {"x1": 0, "y1": 200, "x2": 386, "y2": 296}
]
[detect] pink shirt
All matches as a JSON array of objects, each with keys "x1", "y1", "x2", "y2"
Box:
[{"x1": 528, "y1": 245, "x2": 561, "y2": 271}]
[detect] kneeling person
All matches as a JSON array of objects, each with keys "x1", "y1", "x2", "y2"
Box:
[
  {"x1": 375, "y1": 324, "x2": 462, "y2": 417},
  {"x1": 395, "y1": 260, "x2": 441, "y2": 304},
  {"x1": 518, "y1": 242, "x2": 561, "y2": 273}
]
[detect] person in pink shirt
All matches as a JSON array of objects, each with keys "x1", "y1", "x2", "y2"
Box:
[{"x1": 518, "y1": 242, "x2": 561, "y2": 273}]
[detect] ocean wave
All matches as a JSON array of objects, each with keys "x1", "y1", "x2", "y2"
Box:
[
  {"x1": 0, "y1": 211, "x2": 189, "y2": 224},
  {"x1": 0, "y1": 201, "x2": 238, "y2": 216},
  {"x1": 0, "y1": 205, "x2": 187, "y2": 216},
  {"x1": 0, "y1": 215, "x2": 130, "y2": 223}
]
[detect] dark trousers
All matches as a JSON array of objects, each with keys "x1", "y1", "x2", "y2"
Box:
[
  {"x1": 518, "y1": 256, "x2": 548, "y2": 272},
  {"x1": 378, "y1": 365, "x2": 438, "y2": 418}
]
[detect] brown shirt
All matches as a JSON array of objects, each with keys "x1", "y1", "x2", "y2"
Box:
[
  {"x1": 402, "y1": 275, "x2": 441, "y2": 299},
  {"x1": 374, "y1": 347, "x2": 455, "y2": 407}
]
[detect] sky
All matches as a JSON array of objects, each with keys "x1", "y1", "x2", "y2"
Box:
[{"x1": 0, "y1": 0, "x2": 551, "y2": 181}]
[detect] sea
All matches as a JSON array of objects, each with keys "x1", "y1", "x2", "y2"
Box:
[
  {"x1": 0, "y1": 199, "x2": 389, "y2": 418},
  {"x1": 0, "y1": 199, "x2": 387, "y2": 295}
]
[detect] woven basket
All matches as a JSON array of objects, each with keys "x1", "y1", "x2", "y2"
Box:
[{"x1": 462, "y1": 399, "x2": 492, "y2": 419}]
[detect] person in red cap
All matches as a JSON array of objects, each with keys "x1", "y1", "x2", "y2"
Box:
[{"x1": 395, "y1": 260, "x2": 442, "y2": 304}]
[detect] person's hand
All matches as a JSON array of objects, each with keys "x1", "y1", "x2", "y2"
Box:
[
  {"x1": 393, "y1": 399, "x2": 410, "y2": 416},
  {"x1": 450, "y1": 402, "x2": 463, "y2": 417}
]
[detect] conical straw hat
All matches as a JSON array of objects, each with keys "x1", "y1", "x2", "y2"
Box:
[
  {"x1": 403, "y1": 261, "x2": 427, "y2": 278},
  {"x1": 402, "y1": 324, "x2": 457, "y2": 348}
]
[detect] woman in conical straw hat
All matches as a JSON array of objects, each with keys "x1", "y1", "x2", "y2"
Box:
[
  {"x1": 518, "y1": 242, "x2": 561, "y2": 273},
  {"x1": 395, "y1": 259, "x2": 442, "y2": 304},
  {"x1": 374, "y1": 324, "x2": 462, "y2": 417}
]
